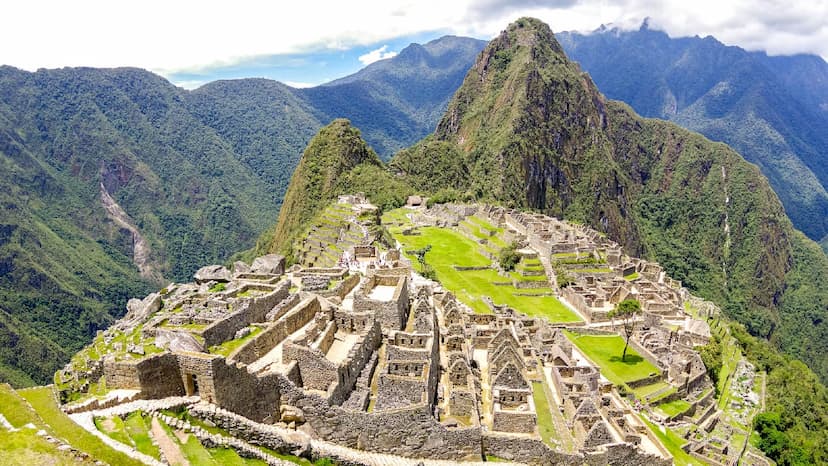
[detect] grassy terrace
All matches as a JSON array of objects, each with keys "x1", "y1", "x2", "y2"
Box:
[
  {"x1": 154, "y1": 415, "x2": 271, "y2": 466},
  {"x1": 532, "y1": 381, "x2": 560, "y2": 448},
  {"x1": 658, "y1": 399, "x2": 692, "y2": 418},
  {"x1": 564, "y1": 332, "x2": 660, "y2": 385},
  {"x1": 209, "y1": 326, "x2": 263, "y2": 357},
  {"x1": 16, "y1": 385, "x2": 146, "y2": 466},
  {"x1": 640, "y1": 415, "x2": 705, "y2": 466},
  {"x1": 384, "y1": 211, "x2": 580, "y2": 323},
  {"x1": 0, "y1": 383, "x2": 88, "y2": 465}
]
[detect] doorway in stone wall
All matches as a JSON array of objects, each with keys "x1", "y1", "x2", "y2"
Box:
[{"x1": 184, "y1": 373, "x2": 200, "y2": 396}]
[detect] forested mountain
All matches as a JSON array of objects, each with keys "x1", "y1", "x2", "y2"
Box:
[
  {"x1": 277, "y1": 17, "x2": 828, "y2": 387},
  {"x1": 0, "y1": 36, "x2": 485, "y2": 386},
  {"x1": 556, "y1": 24, "x2": 828, "y2": 245},
  {"x1": 270, "y1": 19, "x2": 828, "y2": 463}
]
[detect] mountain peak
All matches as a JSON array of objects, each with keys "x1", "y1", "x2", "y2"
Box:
[{"x1": 266, "y1": 118, "x2": 381, "y2": 257}]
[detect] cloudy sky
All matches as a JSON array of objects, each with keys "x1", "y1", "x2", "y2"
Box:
[{"x1": 3, "y1": 0, "x2": 826, "y2": 88}]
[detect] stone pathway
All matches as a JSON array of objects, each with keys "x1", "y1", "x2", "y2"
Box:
[
  {"x1": 151, "y1": 416, "x2": 189, "y2": 466},
  {"x1": 70, "y1": 410, "x2": 166, "y2": 466}
]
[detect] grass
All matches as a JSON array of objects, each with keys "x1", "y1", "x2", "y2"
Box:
[
  {"x1": 208, "y1": 283, "x2": 227, "y2": 293},
  {"x1": 388, "y1": 219, "x2": 581, "y2": 323},
  {"x1": 95, "y1": 415, "x2": 132, "y2": 446},
  {"x1": 124, "y1": 411, "x2": 161, "y2": 459},
  {"x1": 209, "y1": 326, "x2": 263, "y2": 357},
  {"x1": 17, "y1": 386, "x2": 146, "y2": 466},
  {"x1": 658, "y1": 399, "x2": 692, "y2": 417},
  {"x1": 632, "y1": 381, "x2": 672, "y2": 398},
  {"x1": 0, "y1": 383, "x2": 39, "y2": 427},
  {"x1": 532, "y1": 381, "x2": 558, "y2": 447},
  {"x1": 0, "y1": 428, "x2": 86, "y2": 465},
  {"x1": 564, "y1": 332, "x2": 660, "y2": 384},
  {"x1": 0, "y1": 384, "x2": 93, "y2": 464},
  {"x1": 624, "y1": 272, "x2": 640, "y2": 281},
  {"x1": 640, "y1": 415, "x2": 705, "y2": 466}
]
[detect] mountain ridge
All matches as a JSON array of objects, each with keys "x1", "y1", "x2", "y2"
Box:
[{"x1": 557, "y1": 24, "x2": 828, "y2": 244}]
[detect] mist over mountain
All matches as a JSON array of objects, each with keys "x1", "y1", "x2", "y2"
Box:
[{"x1": 557, "y1": 24, "x2": 828, "y2": 245}]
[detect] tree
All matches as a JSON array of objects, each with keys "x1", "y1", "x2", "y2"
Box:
[
  {"x1": 609, "y1": 299, "x2": 642, "y2": 362},
  {"x1": 498, "y1": 242, "x2": 521, "y2": 271},
  {"x1": 410, "y1": 245, "x2": 436, "y2": 280}
]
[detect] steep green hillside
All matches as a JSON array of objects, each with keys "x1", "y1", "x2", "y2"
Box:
[
  {"x1": 264, "y1": 119, "x2": 410, "y2": 259},
  {"x1": 0, "y1": 66, "x2": 275, "y2": 384},
  {"x1": 403, "y1": 18, "x2": 827, "y2": 384},
  {"x1": 557, "y1": 25, "x2": 828, "y2": 244}
]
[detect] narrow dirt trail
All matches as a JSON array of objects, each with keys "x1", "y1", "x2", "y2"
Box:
[{"x1": 150, "y1": 417, "x2": 190, "y2": 466}]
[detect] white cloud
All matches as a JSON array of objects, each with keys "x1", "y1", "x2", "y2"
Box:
[
  {"x1": 282, "y1": 80, "x2": 319, "y2": 88},
  {"x1": 358, "y1": 45, "x2": 398, "y2": 65},
  {"x1": 173, "y1": 80, "x2": 208, "y2": 90},
  {"x1": 0, "y1": 0, "x2": 825, "y2": 78}
]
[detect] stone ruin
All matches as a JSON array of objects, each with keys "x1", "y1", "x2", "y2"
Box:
[
  {"x1": 60, "y1": 200, "x2": 753, "y2": 465},
  {"x1": 59, "y1": 251, "x2": 672, "y2": 465}
]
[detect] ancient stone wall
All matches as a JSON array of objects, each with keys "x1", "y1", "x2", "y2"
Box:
[
  {"x1": 492, "y1": 409, "x2": 536, "y2": 433},
  {"x1": 136, "y1": 353, "x2": 184, "y2": 398},
  {"x1": 449, "y1": 388, "x2": 476, "y2": 417},
  {"x1": 318, "y1": 273, "x2": 360, "y2": 300},
  {"x1": 279, "y1": 378, "x2": 482, "y2": 460},
  {"x1": 229, "y1": 297, "x2": 320, "y2": 366},
  {"x1": 210, "y1": 358, "x2": 281, "y2": 423},
  {"x1": 481, "y1": 434, "x2": 580, "y2": 464},
  {"x1": 202, "y1": 280, "x2": 290, "y2": 347},
  {"x1": 283, "y1": 342, "x2": 338, "y2": 392},
  {"x1": 353, "y1": 275, "x2": 410, "y2": 331},
  {"x1": 177, "y1": 352, "x2": 219, "y2": 402},
  {"x1": 103, "y1": 358, "x2": 141, "y2": 389}
]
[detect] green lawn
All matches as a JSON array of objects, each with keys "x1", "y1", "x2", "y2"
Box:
[
  {"x1": 0, "y1": 428, "x2": 83, "y2": 466},
  {"x1": 640, "y1": 415, "x2": 705, "y2": 466},
  {"x1": 658, "y1": 399, "x2": 692, "y2": 417},
  {"x1": 17, "y1": 386, "x2": 146, "y2": 466},
  {"x1": 0, "y1": 384, "x2": 86, "y2": 465},
  {"x1": 209, "y1": 326, "x2": 263, "y2": 357},
  {"x1": 532, "y1": 381, "x2": 558, "y2": 447},
  {"x1": 0, "y1": 383, "x2": 40, "y2": 427},
  {"x1": 95, "y1": 415, "x2": 132, "y2": 446},
  {"x1": 564, "y1": 332, "x2": 660, "y2": 384},
  {"x1": 632, "y1": 381, "x2": 674, "y2": 399},
  {"x1": 124, "y1": 411, "x2": 161, "y2": 459},
  {"x1": 624, "y1": 272, "x2": 640, "y2": 281},
  {"x1": 388, "y1": 221, "x2": 581, "y2": 323}
]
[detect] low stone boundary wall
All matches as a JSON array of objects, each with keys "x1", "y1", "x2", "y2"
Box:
[
  {"x1": 452, "y1": 265, "x2": 491, "y2": 271},
  {"x1": 202, "y1": 281, "x2": 290, "y2": 347},
  {"x1": 318, "y1": 273, "x2": 360, "y2": 300},
  {"x1": 627, "y1": 373, "x2": 667, "y2": 389},
  {"x1": 565, "y1": 327, "x2": 616, "y2": 336}
]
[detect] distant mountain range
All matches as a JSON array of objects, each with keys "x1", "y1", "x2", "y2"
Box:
[{"x1": 557, "y1": 23, "x2": 828, "y2": 245}]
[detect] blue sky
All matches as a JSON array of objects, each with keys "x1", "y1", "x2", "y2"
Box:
[
  {"x1": 2, "y1": 1, "x2": 826, "y2": 90},
  {"x1": 165, "y1": 31, "x2": 451, "y2": 89}
]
